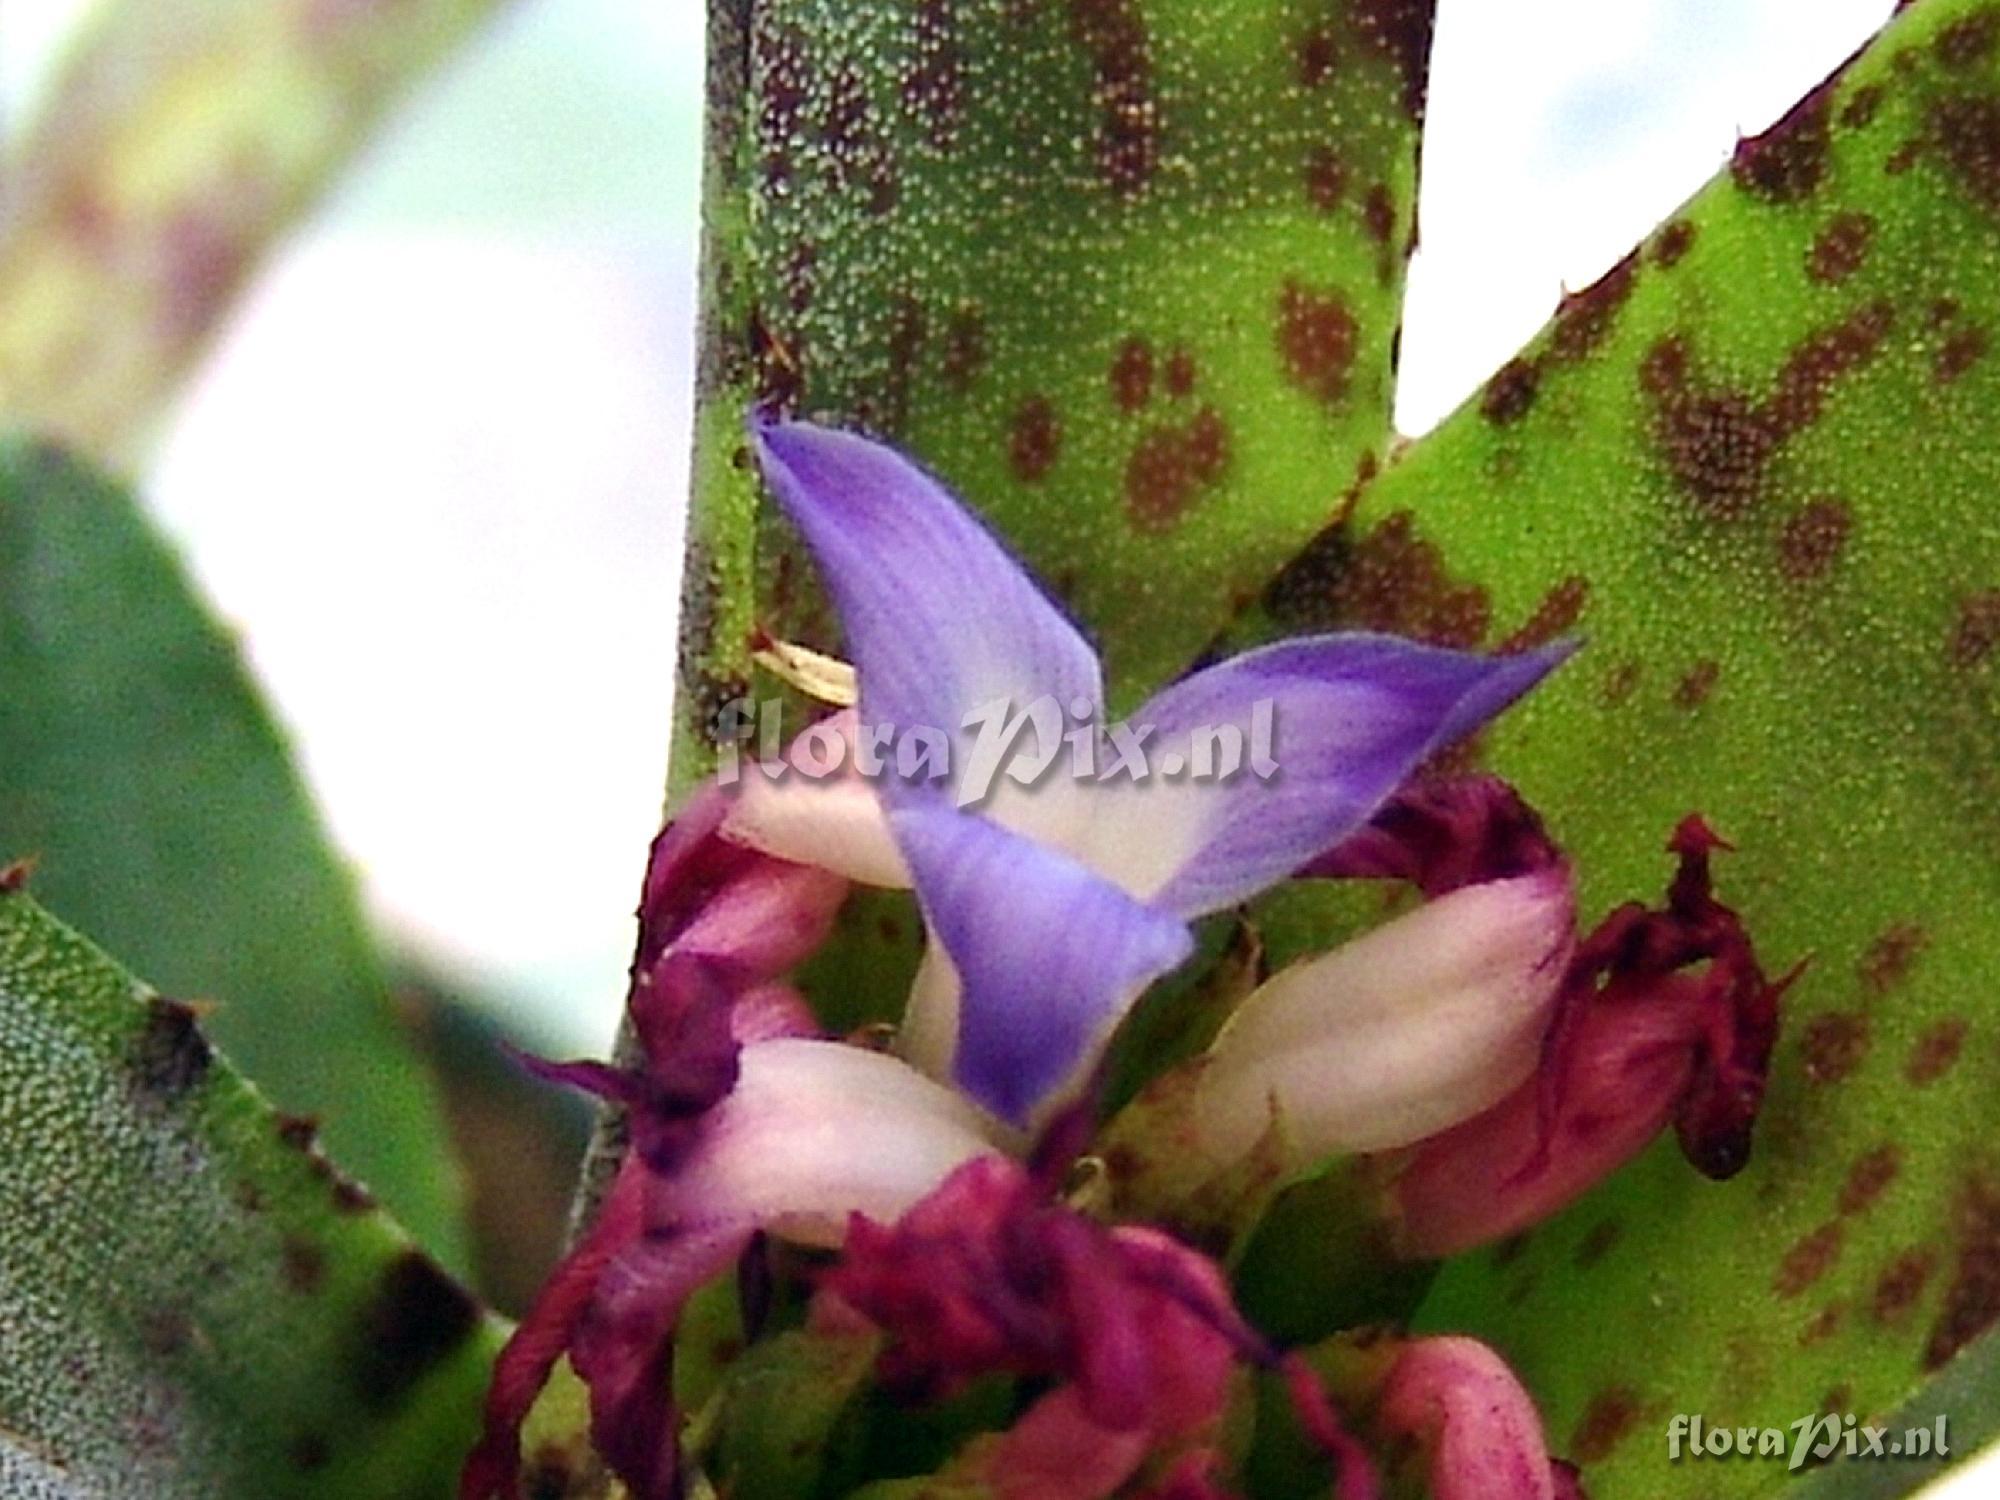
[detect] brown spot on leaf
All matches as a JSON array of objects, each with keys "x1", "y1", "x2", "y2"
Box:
[
  {"x1": 1861, "y1": 922, "x2": 1929, "y2": 997},
  {"x1": 1163, "y1": 347, "x2": 1197, "y2": 397},
  {"x1": 1348, "y1": 0, "x2": 1437, "y2": 122},
  {"x1": 1304, "y1": 145, "x2": 1347, "y2": 212},
  {"x1": 290, "y1": 1434, "x2": 332, "y2": 1472},
  {"x1": 1949, "y1": 590, "x2": 2000, "y2": 667},
  {"x1": 1907, "y1": 1019, "x2": 1970, "y2": 1085},
  {"x1": 1775, "y1": 1221, "x2": 1846, "y2": 1297},
  {"x1": 1575, "y1": 1219, "x2": 1622, "y2": 1268},
  {"x1": 1840, "y1": 1145, "x2": 1903, "y2": 1216},
  {"x1": 1800, "y1": 1303, "x2": 1845, "y2": 1345},
  {"x1": 1734, "y1": 81, "x2": 1835, "y2": 202},
  {"x1": 1924, "y1": 1171, "x2": 2000, "y2": 1369},
  {"x1": 1570, "y1": 1386, "x2": 1643, "y2": 1463},
  {"x1": 1936, "y1": 11, "x2": 2000, "y2": 70},
  {"x1": 1801, "y1": 1011, "x2": 1870, "y2": 1084},
  {"x1": 1936, "y1": 324, "x2": 1990, "y2": 383},
  {"x1": 1552, "y1": 251, "x2": 1638, "y2": 362},
  {"x1": 133, "y1": 998, "x2": 212, "y2": 1101},
  {"x1": 905, "y1": 0, "x2": 966, "y2": 148},
  {"x1": 1065, "y1": 0, "x2": 1158, "y2": 194},
  {"x1": 1125, "y1": 407, "x2": 1232, "y2": 532},
  {"x1": 1672, "y1": 659, "x2": 1721, "y2": 709},
  {"x1": 1297, "y1": 25, "x2": 1339, "y2": 88},
  {"x1": 1777, "y1": 498, "x2": 1854, "y2": 581},
  {"x1": 1110, "y1": 337, "x2": 1154, "y2": 411},
  {"x1": 1641, "y1": 302, "x2": 1893, "y2": 518},
  {"x1": 1808, "y1": 212, "x2": 1876, "y2": 283},
  {"x1": 1009, "y1": 396, "x2": 1061, "y2": 481},
  {"x1": 1481, "y1": 358, "x2": 1540, "y2": 425},
  {"x1": 1277, "y1": 280, "x2": 1360, "y2": 407},
  {"x1": 276, "y1": 1111, "x2": 377, "y2": 1213},
  {"x1": 351, "y1": 1252, "x2": 482, "y2": 1409},
  {"x1": 1842, "y1": 84, "x2": 1887, "y2": 130},
  {"x1": 1362, "y1": 183, "x2": 1396, "y2": 245},
  {"x1": 1603, "y1": 660, "x2": 1643, "y2": 705},
  {"x1": 1932, "y1": 96, "x2": 2000, "y2": 211},
  {"x1": 1492, "y1": 1233, "x2": 1531, "y2": 1267},
  {"x1": 941, "y1": 308, "x2": 988, "y2": 392},
  {"x1": 1323, "y1": 512, "x2": 1492, "y2": 647},
  {"x1": 138, "y1": 1307, "x2": 194, "y2": 1358},
  {"x1": 0, "y1": 855, "x2": 35, "y2": 891},
  {"x1": 1499, "y1": 576, "x2": 1589, "y2": 652},
  {"x1": 1653, "y1": 219, "x2": 1697, "y2": 267},
  {"x1": 283, "y1": 1236, "x2": 328, "y2": 1294},
  {"x1": 1873, "y1": 1248, "x2": 1938, "y2": 1325}
]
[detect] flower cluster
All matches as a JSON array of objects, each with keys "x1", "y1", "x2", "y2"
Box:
[{"x1": 462, "y1": 417, "x2": 1790, "y2": 1500}]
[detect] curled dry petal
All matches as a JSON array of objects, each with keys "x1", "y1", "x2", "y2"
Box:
[{"x1": 1393, "y1": 817, "x2": 1793, "y2": 1257}]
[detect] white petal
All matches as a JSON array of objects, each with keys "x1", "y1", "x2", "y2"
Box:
[
  {"x1": 719, "y1": 709, "x2": 912, "y2": 886},
  {"x1": 894, "y1": 941, "x2": 962, "y2": 1083},
  {"x1": 679, "y1": 1038, "x2": 1005, "y2": 1248},
  {"x1": 1194, "y1": 871, "x2": 1574, "y2": 1165}
]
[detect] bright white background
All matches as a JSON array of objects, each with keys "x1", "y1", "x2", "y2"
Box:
[{"x1": 5, "y1": 1, "x2": 1993, "y2": 1489}]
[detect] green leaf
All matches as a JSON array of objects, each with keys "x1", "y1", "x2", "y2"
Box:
[
  {"x1": 0, "y1": 0, "x2": 510, "y2": 467},
  {"x1": 1783, "y1": 1315, "x2": 1997, "y2": 1496},
  {"x1": 0, "y1": 439, "x2": 468, "y2": 1266},
  {"x1": 710, "y1": 1324, "x2": 880, "y2": 1500},
  {"x1": 677, "y1": 0, "x2": 1441, "y2": 781},
  {"x1": 0, "y1": 883, "x2": 502, "y2": 1498},
  {"x1": 1235, "y1": 2, "x2": 2000, "y2": 1492}
]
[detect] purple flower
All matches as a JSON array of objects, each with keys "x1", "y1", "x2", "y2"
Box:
[
  {"x1": 729, "y1": 416, "x2": 1573, "y2": 1127},
  {"x1": 466, "y1": 421, "x2": 1590, "y2": 1499}
]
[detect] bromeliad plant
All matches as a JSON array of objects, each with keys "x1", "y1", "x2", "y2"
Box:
[
  {"x1": 2, "y1": 2, "x2": 1998, "y2": 1499},
  {"x1": 460, "y1": 416, "x2": 1792, "y2": 1499}
]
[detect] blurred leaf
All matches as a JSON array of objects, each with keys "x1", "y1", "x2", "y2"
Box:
[
  {"x1": 709, "y1": 1324, "x2": 879, "y2": 1500},
  {"x1": 0, "y1": 439, "x2": 467, "y2": 1264},
  {"x1": 0, "y1": 0, "x2": 513, "y2": 465},
  {"x1": 1783, "y1": 1319, "x2": 1997, "y2": 1496},
  {"x1": 1226, "y1": 2, "x2": 2000, "y2": 1493},
  {"x1": 0, "y1": 882, "x2": 502, "y2": 1498},
  {"x1": 400, "y1": 976, "x2": 593, "y2": 1317}
]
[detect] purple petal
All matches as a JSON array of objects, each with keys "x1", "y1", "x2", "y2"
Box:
[
  {"x1": 570, "y1": 1224, "x2": 751, "y2": 1500},
  {"x1": 1089, "y1": 634, "x2": 1572, "y2": 919},
  {"x1": 751, "y1": 417, "x2": 1102, "y2": 779},
  {"x1": 890, "y1": 802, "x2": 1193, "y2": 1126}
]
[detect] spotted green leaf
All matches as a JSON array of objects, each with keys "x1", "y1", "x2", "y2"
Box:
[
  {"x1": 0, "y1": 439, "x2": 467, "y2": 1266},
  {"x1": 675, "y1": 0, "x2": 1439, "y2": 786},
  {"x1": 0, "y1": 883, "x2": 502, "y2": 1499},
  {"x1": 1227, "y1": 2, "x2": 2000, "y2": 1493}
]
